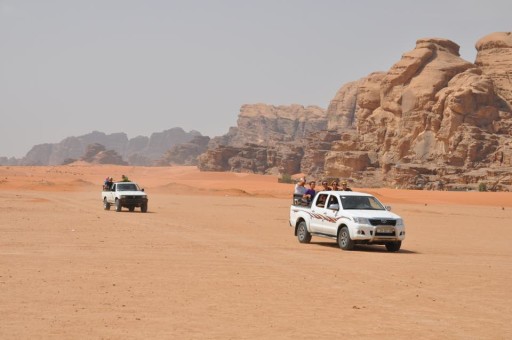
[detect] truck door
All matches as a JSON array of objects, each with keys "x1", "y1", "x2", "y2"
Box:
[
  {"x1": 310, "y1": 193, "x2": 329, "y2": 233},
  {"x1": 107, "y1": 184, "x2": 116, "y2": 203},
  {"x1": 321, "y1": 194, "x2": 342, "y2": 236}
]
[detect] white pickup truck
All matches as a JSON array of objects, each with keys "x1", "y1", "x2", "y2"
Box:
[
  {"x1": 102, "y1": 181, "x2": 148, "y2": 212},
  {"x1": 289, "y1": 191, "x2": 405, "y2": 251}
]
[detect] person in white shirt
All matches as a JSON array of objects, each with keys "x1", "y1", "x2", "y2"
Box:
[{"x1": 294, "y1": 177, "x2": 307, "y2": 196}]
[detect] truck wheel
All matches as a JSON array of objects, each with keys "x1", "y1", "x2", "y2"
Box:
[
  {"x1": 338, "y1": 226, "x2": 355, "y2": 250},
  {"x1": 103, "y1": 198, "x2": 110, "y2": 210},
  {"x1": 115, "y1": 199, "x2": 122, "y2": 212},
  {"x1": 141, "y1": 203, "x2": 148, "y2": 213},
  {"x1": 128, "y1": 207, "x2": 135, "y2": 212},
  {"x1": 297, "y1": 221, "x2": 311, "y2": 243},
  {"x1": 385, "y1": 241, "x2": 401, "y2": 252}
]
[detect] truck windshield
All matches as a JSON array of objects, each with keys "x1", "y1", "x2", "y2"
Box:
[
  {"x1": 117, "y1": 183, "x2": 139, "y2": 191},
  {"x1": 340, "y1": 196, "x2": 385, "y2": 210}
]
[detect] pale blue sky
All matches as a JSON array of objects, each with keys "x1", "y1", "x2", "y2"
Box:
[{"x1": 1, "y1": 0, "x2": 510, "y2": 157}]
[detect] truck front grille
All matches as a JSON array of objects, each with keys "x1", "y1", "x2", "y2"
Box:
[
  {"x1": 124, "y1": 196, "x2": 139, "y2": 200},
  {"x1": 375, "y1": 230, "x2": 396, "y2": 237},
  {"x1": 369, "y1": 219, "x2": 396, "y2": 226},
  {"x1": 121, "y1": 196, "x2": 147, "y2": 204}
]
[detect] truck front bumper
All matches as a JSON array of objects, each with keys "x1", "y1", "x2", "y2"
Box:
[{"x1": 351, "y1": 224, "x2": 405, "y2": 243}]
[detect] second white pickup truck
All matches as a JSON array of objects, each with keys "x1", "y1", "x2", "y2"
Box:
[
  {"x1": 102, "y1": 181, "x2": 148, "y2": 213},
  {"x1": 289, "y1": 191, "x2": 405, "y2": 251}
]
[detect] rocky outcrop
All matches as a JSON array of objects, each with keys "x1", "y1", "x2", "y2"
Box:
[
  {"x1": 324, "y1": 72, "x2": 387, "y2": 134},
  {"x1": 475, "y1": 32, "x2": 512, "y2": 109},
  {"x1": 198, "y1": 143, "x2": 304, "y2": 175},
  {"x1": 93, "y1": 150, "x2": 127, "y2": 165},
  {"x1": 300, "y1": 130, "x2": 343, "y2": 175},
  {"x1": 0, "y1": 157, "x2": 19, "y2": 166},
  {"x1": 81, "y1": 143, "x2": 127, "y2": 165},
  {"x1": 17, "y1": 128, "x2": 202, "y2": 166},
  {"x1": 21, "y1": 143, "x2": 56, "y2": 166},
  {"x1": 142, "y1": 128, "x2": 202, "y2": 161},
  {"x1": 198, "y1": 104, "x2": 327, "y2": 174},
  {"x1": 81, "y1": 143, "x2": 107, "y2": 162},
  {"x1": 158, "y1": 136, "x2": 211, "y2": 166},
  {"x1": 218, "y1": 104, "x2": 327, "y2": 147},
  {"x1": 320, "y1": 34, "x2": 512, "y2": 190},
  {"x1": 199, "y1": 33, "x2": 512, "y2": 191}
]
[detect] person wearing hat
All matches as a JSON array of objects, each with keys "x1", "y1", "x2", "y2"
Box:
[{"x1": 341, "y1": 180, "x2": 352, "y2": 191}]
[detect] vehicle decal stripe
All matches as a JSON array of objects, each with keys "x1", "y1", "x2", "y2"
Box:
[{"x1": 300, "y1": 210, "x2": 346, "y2": 223}]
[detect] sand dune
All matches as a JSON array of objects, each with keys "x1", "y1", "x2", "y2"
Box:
[{"x1": 0, "y1": 165, "x2": 511, "y2": 339}]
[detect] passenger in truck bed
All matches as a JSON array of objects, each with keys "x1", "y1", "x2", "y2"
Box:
[
  {"x1": 341, "y1": 180, "x2": 352, "y2": 191},
  {"x1": 103, "y1": 177, "x2": 114, "y2": 190},
  {"x1": 303, "y1": 181, "x2": 316, "y2": 205}
]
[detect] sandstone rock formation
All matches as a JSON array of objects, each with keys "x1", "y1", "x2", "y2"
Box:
[
  {"x1": 158, "y1": 136, "x2": 211, "y2": 166},
  {"x1": 81, "y1": 143, "x2": 128, "y2": 165},
  {"x1": 320, "y1": 35, "x2": 512, "y2": 190},
  {"x1": 199, "y1": 33, "x2": 512, "y2": 191},
  {"x1": 475, "y1": 32, "x2": 512, "y2": 109},
  {"x1": 199, "y1": 104, "x2": 327, "y2": 174},
  {"x1": 234, "y1": 104, "x2": 326, "y2": 144}
]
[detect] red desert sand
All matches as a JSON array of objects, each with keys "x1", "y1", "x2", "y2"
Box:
[{"x1": 1, "y1": 164, "x2": 511, "y2": 339}]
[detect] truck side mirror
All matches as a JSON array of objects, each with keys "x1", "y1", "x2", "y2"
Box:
[
  {"x1": 329, "y1": 204, "x2": 339, "y2": 211},
  {"x1": 141, "y1": 188, "x2": 144, "y2": 192},
  {"x1": 386, "y1": 205, "x2": 392, "y2": 211}
]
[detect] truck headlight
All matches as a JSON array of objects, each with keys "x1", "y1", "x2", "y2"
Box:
[
  {"x1": 353, "y1": 217, "x2": 370, "y2": 225},
  {"x1": 395, "y1": 218, "x2": 404, "y2": 227},
  {"x1": 120, "y1": 195, "x2": 126, "y2": 199},
  {"x1": 142, "y1": 195, "x2": 147, "y2": 199}
]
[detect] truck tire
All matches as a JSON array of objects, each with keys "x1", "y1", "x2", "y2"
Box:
[
  {"x1": 128, "y1": 207, "x2": 135, "y2": 212},
  {"x1": 338, "y1": 226, "x2": 355, "y2": 250},
  {"x1": 115, "y1": 199, "x2": 122, "y2": 212},
  {"x1": 103, "y1": 198, "x2": 110, "y2": 210},
  {"x1": 297, "y1": 221, "x2": 311, "y2": 243},
  {"x1": 141, "y1": 203, "x2": 148, "y2": 213},
  {"x1": 385, "y1": 241, "x2": 401, "y2": 252}
]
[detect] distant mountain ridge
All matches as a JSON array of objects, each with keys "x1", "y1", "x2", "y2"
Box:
[{"x1": 0, "y1": 128, "x2": 202, "y2": 166}]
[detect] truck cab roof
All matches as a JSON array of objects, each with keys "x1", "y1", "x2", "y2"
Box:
[
  {"x1": 113, "y1": 182, "x2": 143, "y2": 192},
  {"x1": 317, "y1": 190, "x2": 373, "y2": 197}
]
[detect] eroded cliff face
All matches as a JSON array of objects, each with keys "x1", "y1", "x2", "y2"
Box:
[
  {"x1": 198, "y1": 104, "x2": 327, "y2": 174},
  {"x1": 475, "y1": 32, "x2": 512, "y2": 109},
  {"x1": 199, "y1": 33, "x2": 512, "y2": 190},
  {"x1": 321, "y1": 34, "x2": 512, "y2": 190},
  {"x1": 158, "y1": 136, "x2": 211, "y2": 166}
]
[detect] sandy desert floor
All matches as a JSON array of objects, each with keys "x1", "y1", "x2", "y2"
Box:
[{"x1": 0, "y1": 165, "x2": 511, "y2": 339}]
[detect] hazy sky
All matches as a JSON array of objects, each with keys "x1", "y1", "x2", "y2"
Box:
[{"x1": 1, "y1": 0, "x2": 510, "y2": 157}]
